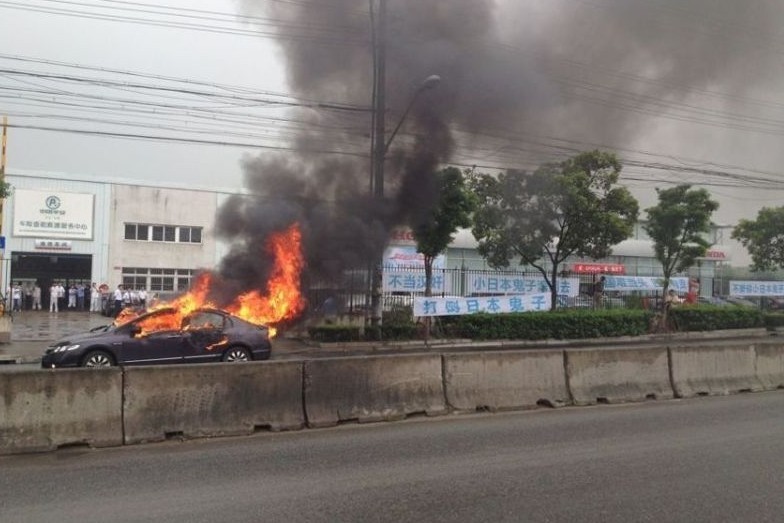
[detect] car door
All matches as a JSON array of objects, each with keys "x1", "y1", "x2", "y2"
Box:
[
  {"x1": 120, "y1": 324, "x2": 186, "y2": 365},
  {"x1": 180, "y1": 311, "x2": 228, "y2": 363}
]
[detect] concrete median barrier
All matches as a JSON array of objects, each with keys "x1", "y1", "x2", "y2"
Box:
[
  {"x1": 0, "y1": 368, "x2": 122, "y2": 454},
  {"x1": 443, "y1": 350, "x2": 568, "y2": 411},
  {"x1": 304, "y1": 354, "x2": 446, "y2": 427},
  {"x1": 123, "y1": 361, "x2": 304, "y2": 444},
  {"x1": 565, "y1": 347, "x2": 672, "y2": 405},
  {"x1": 670, "y1": 344, "x2": 761, "y2": 397},
  {"x1": 751, "y1": 341, "x2": 784, "y2": 390}
]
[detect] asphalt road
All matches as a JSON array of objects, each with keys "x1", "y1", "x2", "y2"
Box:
[{"x1": 4, "y1": 392, "x2": 784, "y2": 522}]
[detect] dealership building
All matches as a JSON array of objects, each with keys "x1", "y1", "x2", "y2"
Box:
[
  {"x1": 2, "y1": 169, "x2": 233, "y2": 309},
  {"x1": 2, "y1": 169, "x2": 734, "y2": 309}
]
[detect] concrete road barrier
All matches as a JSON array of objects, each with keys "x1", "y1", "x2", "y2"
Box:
[
  {"x1": 123, "y1": 361, "x2": 304, "y2": 444},
  {"x1": 752, "y1": 341, "x2": 784, "y2": 390},
  {"x1": 304, "y1": 354, "x2": 446, "y2": 428},
  {"x1": 670, "y1": 344, "x2": 761, "y2": 397},
  {"x1": 443, "y1": 350, "x2": 568, "y2": 411},
  {"x1": 0, "y1": 368, "x2": 122, "y2": 454},
  {"x1": 566, "y1": 347, "x2": 673, "y2": 405}
]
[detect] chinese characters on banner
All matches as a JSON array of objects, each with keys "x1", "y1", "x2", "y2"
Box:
[
  {"x1": 603, "y1": 276, "x2": 688, "y2": 292},
  {"x1": 383, "y1": 270, "x2": 452, "y2": 293},
  {"x1": 729, "y1": 281, "x2": 784, "y2": 296},
  {"x1": 467, "y1": 274, "x2": 579, "y2": 297},
  {"x1": 413, "y1": 293, "x2": 552, "y2": 317}
]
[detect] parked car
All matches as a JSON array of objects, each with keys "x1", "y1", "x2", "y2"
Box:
[{"x1": 41, "y1": 307, "x2": 272, "y2": 368}]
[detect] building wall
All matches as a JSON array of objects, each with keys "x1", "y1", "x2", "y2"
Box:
[
  {"x1": 110, "y1": 184, "x2": 219, "y2": 285},
  {"x1": 3, "y1": 171, "x2": 234, "y2": 294}
]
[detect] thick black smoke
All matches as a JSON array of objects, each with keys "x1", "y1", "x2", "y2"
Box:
[{"x1": 213, "y1": 0, "x2": 784, "y2": 298}]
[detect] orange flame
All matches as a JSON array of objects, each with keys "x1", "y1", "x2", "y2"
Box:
[{"x1": 116, "y1": 223, "x2": 306, "y2": 338}]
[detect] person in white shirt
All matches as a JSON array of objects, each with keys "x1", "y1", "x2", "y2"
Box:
[
  {"x1": 11, "y1": 283, "x2": 22, "y2": 312},
  {"x1": 32, "y1": 284, "x2": 41, "y2": 310},
  {"x1": 56, "y1": 283, "x2": 65, "y2": 311},
  {"x1": 113, "y1": 285, "x2": 124, "y2": 317},
  {"x1": 49, "y1": 283, "x2": 59, "y2": 313},
  {"x1": 90, "y1": 282, "x2": 101, "y2": 312},
  {"x1": 138, "y1": 288, "x2": 147, "y2": 309}
]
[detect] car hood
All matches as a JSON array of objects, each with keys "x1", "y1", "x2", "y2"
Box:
[{"x1": 51, "y1": 327, "x2": 118, "y2": 346}]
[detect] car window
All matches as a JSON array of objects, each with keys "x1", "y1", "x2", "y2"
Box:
[
  {"x1": 132, "y1": 310, "x2": 181, "y2": 337},
  {"x1": 184, "y1": 311, "x2": 224, "y2": 331}
]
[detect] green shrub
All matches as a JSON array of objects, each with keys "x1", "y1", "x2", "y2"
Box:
[
  {"x1": 669, "y1": 306, "x2": 764, "y2": 331},
  {"x1": 449, "y1": 309, "x2": 652, "y2": 340}
]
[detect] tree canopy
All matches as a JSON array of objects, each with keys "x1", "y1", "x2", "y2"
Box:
[
  {"x1": 732, "y1": 206, "x2": 784, "y2": 272},
  {"x1": 470, "y1": 150, "x2": 639, "y2": 310},
  {"x1": 643, "y1": 184, "x2": 719, "y2": 291},
  {"x1": 412, "y1": 166, "x2": 476, "y2": 297}
]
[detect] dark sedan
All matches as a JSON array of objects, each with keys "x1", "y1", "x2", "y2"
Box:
[{"x1": 41, "y1": 307, "x2": 272, "y2": 368}]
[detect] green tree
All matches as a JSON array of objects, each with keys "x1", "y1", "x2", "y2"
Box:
[
  {"x1": 411, "y1": 167, "x2": 476, "y2": 298},
  {"x1": 0, "y1": 182, "x2": 11, "y2": 200},
  {"x1": 732, "y1": 206, "x2": 784, "y2": 271},
  {"x1": 643, "y1": 184, "x2": 719, "y2": 297},
  {"x1": 470, "y1": 150, "x2": 639, "y2": 310}
]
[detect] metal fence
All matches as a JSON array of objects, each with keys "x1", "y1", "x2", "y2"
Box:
[{"x1": 304, "y1": 266, "x2": 680, "y2": 321}]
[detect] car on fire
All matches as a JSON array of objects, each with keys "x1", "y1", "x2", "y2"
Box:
[{"x1": 41, "y1": 307, "x2": 272, "y2": 368}]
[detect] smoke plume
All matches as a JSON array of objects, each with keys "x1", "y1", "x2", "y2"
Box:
[{"x1": 213, "y1": 0, "x2": 784, "y2": 298}]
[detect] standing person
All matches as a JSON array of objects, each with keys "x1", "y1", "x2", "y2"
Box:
[
  {"x1": 11, "y1": 283, "x2": 22, "y2": 312},
  {"x1": 76, "y1": 284, "x2": 85, "y2": 311},
  {"x1": 138, "y1": 288, "x2": 147, "y2": 309},
  {"x1": 49, "y1": 282, "x2": 59, "y2": 313},
  {"x1": 32, "y1": 283, "x2": 41, "y2": 310},
  {"x1": 685, "y1": 277, "x2": 700, "y2": 305},
  {"x1": 56, "y1": 282, "x2": 66, "y2": 312},
  {"x1": 68, "y1": 285, "x2": 77, "y2": 309},
  {"x1": 90, "y1": 282, "x2": 101, "y2": 312},
  {"x1": 122, "y1": 286, "x2": 132, "y2": 310},
  {"x1": 593, "y1": 275, "x2": 606, "y2": 309},
  {"x1": 24, "y1": 283, "x2": 33, "y2": 310},
  {"x1": 113, "y1": 284, "x2": 124, "y2": 317}
]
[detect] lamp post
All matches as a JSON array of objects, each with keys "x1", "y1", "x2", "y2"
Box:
[{"x1": 369, "y1": 73, "x2": 441, "y2": 328}]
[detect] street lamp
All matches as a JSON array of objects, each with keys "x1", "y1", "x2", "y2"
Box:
[{"x1": 369, "y1": 74, "x2": 442, "y2": 328}]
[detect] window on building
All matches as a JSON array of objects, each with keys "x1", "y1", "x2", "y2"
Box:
[
  {"x1": 124, "y1": 268, "x2": 194, "y2": 292},
  {"x1": 124, "y1": 223, "x2": 202, "y2": 244}
]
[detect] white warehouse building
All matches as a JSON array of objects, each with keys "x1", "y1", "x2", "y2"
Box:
[{"x1": 2, "y1": 170, "x2": 232, "y2": 309}]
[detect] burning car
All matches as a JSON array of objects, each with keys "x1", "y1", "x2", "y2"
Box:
[{"x1": 41, "y1": 307, "x2": 272, "y2": 368}]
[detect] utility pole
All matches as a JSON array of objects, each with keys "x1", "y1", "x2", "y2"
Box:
[
  {"x1": 369, "y1": 0, "x2": 387, "y2": 329},
  {"x1": 0, "y1": 116, "x2": 6, "y2": 239}
]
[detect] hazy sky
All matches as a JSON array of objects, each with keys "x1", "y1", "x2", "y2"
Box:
[{"x1": 3, "y1": 0, "x2": 784, "y2": 266}]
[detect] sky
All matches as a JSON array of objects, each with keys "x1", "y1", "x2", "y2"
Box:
[{"x1": 3, "y1": 0, "x2": 784, "y2": 267}]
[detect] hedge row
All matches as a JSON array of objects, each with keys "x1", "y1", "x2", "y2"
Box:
[{"x1": 306, "y1": 306, "x2": 775, "y2": 343}]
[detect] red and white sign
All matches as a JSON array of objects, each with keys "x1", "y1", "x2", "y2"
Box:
[
  {"x1": 572, "y1": 263, "x2": 625, "y2": 274},
  {"x1": 389, "y1": 228, "x2": 416, "y2": 245}
]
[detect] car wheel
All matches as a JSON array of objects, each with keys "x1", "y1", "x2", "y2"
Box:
[
  {"x1": 222, "y1": 346, "x2": 251, "y2": 363},
  {"x1": 81, "y1": 350, "x2": 115, "y2": 368}
]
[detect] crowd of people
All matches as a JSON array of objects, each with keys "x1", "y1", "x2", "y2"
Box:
[{"x1": 4, "y1": 281, "x2": 149, "y2": 316}]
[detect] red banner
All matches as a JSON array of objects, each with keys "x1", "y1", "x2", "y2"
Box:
[{"x1": 572, "y1": 263, "x2": 625, "y2": 274}]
